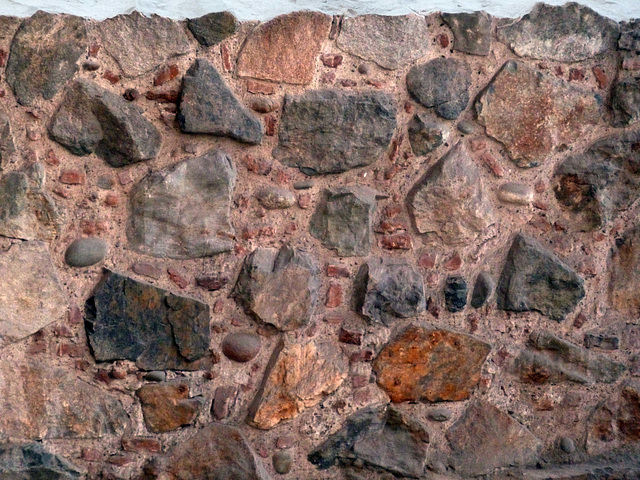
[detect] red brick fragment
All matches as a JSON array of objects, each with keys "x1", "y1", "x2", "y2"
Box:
[
  {"x1": 321, "y1": 53, "x2": 343, "y2": 68},
  {"x1": 104, "y1": 193, "x2": 119, "y2": 207},
  {"x1": 122, "y1": 437, "x2": 161, "y2": 453},
  {"x1": 0, "y1": 48, "x2": 8, "y2": 67},
  {"x1": 131, "y1": 262, "x2": 162, "y2": 279},
  {"x1": 592, "y1": 65, "x2": 608, "y2": 89},
  {"x1": 58, "y1": 343, "x2": 84, "y2": 357},
  {"x1": 59, "y1": 170, "x2": 85, "y2": 185},
  {"x1": 117, "y1": 170, "x2": 133, "y2": 185},
  {"x1": 436, "y1": 33, "x2": 449, "y2": 48},
  {"x1": 196, "y1": 276, "x2": 228, "y2": 291},
  {"x1": 568, "y1": 68, "x2": 585, "y2": 81},
  {"x1": 167, "y1": 267, "x2": 189, "y2": 289},
  {"x1": 325, "y1": 283, "x2": 342, "y2": 308},
  {"x1": 153, "y1": 64, "x2": 180, "y2": 86},
  {"x1": 418, "y1": 252, "x2": 436, "y2": 269},
  {"x1": 246, "y1": 79, "x2": 275, "y2": 95},
  {"x1": 103, "y1": 70, "x2": 120, "y2": 84},
  {"x1": 479, "y1": 151, "x2": 505, "y2": 177},
  {"x1": 220, "y1": 43, "x2": 232, "y2": 72},
  {"x1": 380, "y1": 233, "x2": 412, "y2": 250},
  {"x1": 265, "y1": 115, "x2": 277, "y2": 136},
  {"x1": 350, "y1": 349, "x2": 374, "y2": 363},
  {"x1": 145, "y1": 90, "x2": 179, "y2": 103},
  {"x1": 339, "y1": 327, "x2": 362, "y2": 345},
  {"x1": 89, "y1": 43, "x2": 101, "y2": 57},
  {"x1": 442, "y1": 252, "x2": 462, "y2": 271},
  {"x1": 554, "y1": 66, "x2": 564, "y2": 77},
  {"x1": 244, "y1": 155, "x2": 272, "y2": 175},
  {"x1": 327, "y1": 265, "x2": 350, "y2": 278},
  {"x1": 340, "y1": 79, "x2": 357, "y2": 87}
]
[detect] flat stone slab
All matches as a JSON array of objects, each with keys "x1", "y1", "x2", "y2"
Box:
[{"x1": 442, "y1": 11, "x2": 492, "y2": 56}]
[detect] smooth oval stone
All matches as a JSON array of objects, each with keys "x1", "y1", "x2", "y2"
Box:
[
  {"x1": 457, "y1": 121, "x2": 475, "y2": 134},
  {"x1": 272, "y1": 451, "x2": 293, "y2": 474},
  {"x1": 256, "y1": 186, "x2": 296, "y2": 209},
  {"x1": 222, "y1": 332, "x2": 261, "y2": 362},
  {"x1": 64, "y1": 237, "x2": 108, "y2": 267},
  {"x1": 497, "y1": 182, "x2": 535, "y2": 205},
  {"x1": 143, "y1": 371, "x2": 166, "y2": 382},
  {"x1": 560, "y1": 436, "x2": 575, "y2": 453}
]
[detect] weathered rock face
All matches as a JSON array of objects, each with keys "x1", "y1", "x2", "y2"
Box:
[
  {"x1": 620, "y1": 20, "x2": 640, "y2": 52},
  {"x1": 0, "y1": 444, "x2": 81, "y2": 479},
  {"x1": 337, "y1": 14, "x2": 430, "y2": 70},
  {"x1": 618, "y1": 381, "x2": 640, "y2": 441},
  {"x1": 611, "y1": 79, "x2": 640, "y2": 127},
  {"x1": 553, "y1": 130, "x2": 640, "y2": 231},
  {"x1": 247, "y1": 338, "x2": 348, "y2": 429},
  {"x1": 608, "y1": 224, "x2": 640, "y2": 316},
  {"x1": 408, "y1": 142, "x2": 495, "y2": 245},
  {"x1": 187, "y1": 11, "x2": 238, "y2": 46},
  {"x1": 0, "y1": 241, "x2": 67, "y2": 349},
  {"x1": 406, "y1": 58, "x2": 471, "y2": 120},
  {"x1": 137, "y1": 382, "x2": 202, "y2": 433},
  {"x1": 177, "y1": 59, "x2": 263, "y2": 144},
  {"x1": 97, "y1": 11, "x2": 192, "y2": 77},
  {"x1": 373, "y1": 325, "x2": 491, "y2": 403},
  {"x1": 446, "y1": 399, "x2": 542, "y2": 476},
  {"x1": 274, "y1": 89, "x2": 397, "y2": 175},
  {"x1": 442, "y1": 11, "x2": 492, "y2": 56},
  {"x1": 497, "y1": 234, "x2": 585, "y2": 321},
  {"x1": 49, "y1": 79, "x2": 162, "y2": 167},
  {"x1": 128, "y1": 149, "x2": 236, "y2": 259},
  {"x1": 476, "y1": 61, "x2": 602, "y2": 168},
  {"x1": 232, "y1": 245, "x2": 320, "y2": 331},
  {"x1": 407, "y1": 114, "x2": 448, "y2": 156},
  {"x1": 237, "y1": 11, "x2": 331, "y2": 85},
  {"x1": 5, "y1": 11, "x2": 86, "y2": 106},
  {"x1": 85, "y1": 271, "x2": 211, "y2": 370},
  {"x1": 496, "y1": 3, "x2": 619, "y2": 62},
  {"x1": 309, "y1": 186, "x2": 377, "y2": 257},
  {"x1": 0, "y1": 114, "x2": 16, "y2": 167}
]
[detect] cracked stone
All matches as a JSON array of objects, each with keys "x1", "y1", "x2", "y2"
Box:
[
  {"x1": 442, "y1": 11, "x2": 492, "y2": 56},
  {"x1": 137, "y1": 382, "x2": 202, "y2": 433}
]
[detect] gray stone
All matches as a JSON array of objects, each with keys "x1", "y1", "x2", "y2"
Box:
[
  {"x1": 309, "y1": 186, "x2": 377, "y2": 257},
  {"x1": 337, "y1": 14, "x2": 430, "y2": 70},
  {"x1": 0, "y1": 241, "x2": 67, "y2": 349},
  {"x1": 0, "y1": 444, "x2": 81, "y2": 479},
  {"x1": 442, "y1": 11, "x2": 492, "y2": 56},
  {"x1": 427, "y1": 409, "x2": 452, "y2": 422},
  {"x1": 64, "y1": 237, "x2": 108, "y2": 267},
  {"x1": 497, "y1": 234, "x2": 585, "y2": 321},
  {"x1": 49, "y1": 79, "x2": 161, "y2": 167},
  {"x1": 584, "y1": 333, "x2": 620, "y2": 350},
  {"x1": 497, "y1": 182, "x2": 534, "y2": 205},
  {"x1": 144, "y1": 371, "x2": 166, "y2": 382},
  {"x1": 611, "y1": 79, "x2": 640, "y2": 127},
  {"x1": 255, "y1": 186, "x2": 296, "y2": 209},
  {"x1": 177, "y1": 59, "x2": 263, "y2": 144},
  {"x1": 406, "y1": 58, "x2": 471, "y2": 120},
  {"x1": 560, "y1": 436, "x2": 576, "y2": 453},
  {"x1": 187, "y1": 11, "x2": 238, "y2": 46},
  {"x1": 128, "y1": 149, "x2": 236, "y2": 259},
  {"x1": 98, "y1": 11, "x2": 192, "y2": 77},
  {"x1": 457, "y1": 121, "x2": 475, "y2": 134},
  {"x1": 496, "y1": 3, "x2": 619, "y2": 62},
  {"x1": 222, "y1": 332, "x2": 261, "y2": 362},
  {"x1": 444, "y1": 275, "x2": 467, "y2": 312},
  {"x1": 274, "y1": 89, "x2": 396, "y2": 175},
  {"x1": 619, "y1": 20, "x2": 640, "y2": 52},
  {"x1": 407, "y1": 114, "x2": 448, "y2": 156},
  {"x1": 0, "y1": 114, "x2": 16, "y2": 167},
  {"x1": 5, "y1": 11, "x2": 87, "y2": 106},
  {"x1": 272, "y1": 451, "x2": 293, "y2": 474},
  {"x1": 471, "y1": 271, "x2": 494, "y2": 308}
]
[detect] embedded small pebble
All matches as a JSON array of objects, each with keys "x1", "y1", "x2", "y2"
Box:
[
  {"x1": 64, "y1": 238, "x2": 108, "y2": 267},
  {"x1": 222, "y1": 332, "x2": 262, "y2": 362},
  {"x1": 427, "y1": 409, "x2": 452, "y2": 422},
  {"x1": 357, "y1": 64, "x2": 369, "y2": 74},
  {"x1": 250, "y1": 96, "x2": 277, "y2": 113},
  {"x1": 560, "y1": 436, "x2": 575, "y2": 453},
  {"x1": 143, "y1": 371, "x2": 167, "y2": 382},
  {"x1": 444, "y1": 275, "x2": 468, "y2": 312},
  {"x1": 497, "y1": 182, "x2": 535, "y2": 205},
  {"x1": 272, "y1": 451, "x2": 293, "y2": 474},
  {"x1": 471, "y1": 271, "x2": 494, "y2": 309},
  {"x1": 256, "y1": 186, "x2": 296, "y2": 209},
  {"x1": 293, "y1": 181, "x2": 314, "y2": 190},
  {"x1": 457, "y1": 121, "x2": 475, "y2": 134}
]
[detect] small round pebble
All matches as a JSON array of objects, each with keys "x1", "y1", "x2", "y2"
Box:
[
  {"x1": 222, "y1": 332, "x2": 262, "y2": 363},
  {"x1": 560, "y1": 436, "x2": 575, "y2": 453},
  {"x1": 272, "y1": 451, "x2": 292, "y2": 474},
  {"x1": 457, "y1": 121, "x2": 475, "y2": 134},
  {"x1": 357, "y1": 64, "x2": 369, "y2": 75},
  {"x1": 64, "y1": 237, "x2": 108, "y2": 267},
  {"x1": 256, "y1": 187, "x2": 296, "y2": 209},
  {"x1": 427, "y1": 409, "x2": 452, "y2": 422},
  {"x1": 293, "y1": 181, "x2": 314, "y2": 190},
  {"x1": 143, "y1": 371, "x2": 166, "y2": 382}
]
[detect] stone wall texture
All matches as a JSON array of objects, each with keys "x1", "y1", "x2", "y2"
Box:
[{"x1": 0, "y1": 4, "x2": 639, "y2": 479}]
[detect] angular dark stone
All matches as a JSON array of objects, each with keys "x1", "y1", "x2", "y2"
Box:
[
  {"x1": 64, "y1": 237, "x2": 108, "y2": 267},
  {"x1": 0, "y1": 443, "x2": 81, "y2": 479},
  {"x1": 584, "y1": 333, "x2": 620, "y2": 350},
  {"x1": 444, "y1": 275, "x2": 467, "y2": 312},
  {"x1": 611, "y1": 79, "x2": 640, "y2": 127},
  {"x1": 137, "y1": 382, "x2": 202, "y2": 433},
  {"x1": 620, "y1": 20, "x2": 640, "y2": 52},
  {"x1": 85, "y1": 271, "x2": 211, "y2": 370},
  {"x1": 187, "y1": 11, "x2": 238, "y2": 46},
  {"x1": 442, "y1": 11, "x2": 492, "y2": 56},
  {"x1": 471, "y1": 271, "x2": 494, "y2": 308},
  {"x1": 0, "y1": 113, "x2": 16, "y2": 167},
  {"x1": 407, "y1": 114, "x2": 448, "y2": 156},
  {"x1": 212, "y1": 385, "x2": 238, "y2": 420},
  {"x1": 497, "y1": 234, "x2": 585, "y2": 321},
  {"x1": 274, "y1": 89, "x2": 396, "y2": 174},
  {"x1": 177, "y1": 59, "x2": 263, "y2": 144},
  {"x1": 49, "y1": 79, "x2": 161, "y2": 167},
  {"x1": 406, "y1": 58, "x2": 471, "y2": 120},
  {"x1": 222, "y1": 332, "x2": 261, "y2": 362},
  {"x1": 6, "y1": 11, "x2": 87, "y2": 106},
  {"x1": 309, "y1": 186, "x2": 377, "y2": 256}
]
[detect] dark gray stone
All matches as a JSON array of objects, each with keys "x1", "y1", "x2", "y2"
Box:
[
  {"x1": 274, "y1": 89, "x2": 397, "y2": 174},
  {"x1": 64, "y1": 237, "x2": 108, "y2": 267},
  {"x1": 471, "y1": 271, "x2": 494, "y2": 308},
  {"x1": 177, "y1": 59, "x2": 263, "y2": 144},
  {"x1": 497, "y1": 234, "x2": 585, "y2": 321},
  {"x1": 49, "y1": 79, "x2": 161, "y2": 167},
  {"x1": 584, "y1": 333, "x2": 620, "y2": 350},
  {"x1": 406, "y1": 58, "x2": 471, "y2": 120},
  {"x1": 407, "y1": 114, "x2": 448, "y2": 156},
  {"x1": 560, "y1": 436, "x2": 576, "y2": 454},
  {"x1": 611, "y1": 79, "x2": 640, "y2": 127},
  {"x1": 444, "y1": 275, "x2": 467, "y2": 312},
  {"x1": 187, "y1": 11, "x2": 238, "y2": 46},
  {"x1": 0, "y1": 114, "x2": 16, "y2": 167},
  {"x1": 85, "y1": 271, "x2": 211, "y2": 370},
  {"x1": 272, "y1": 451, "x2": 293, "y2": 474},
  {"x1": 144, "y1": 371, "x2": 167, "y2": 382},
  {"x1": 222, "y1": 332, "x2": 261, "y2": 362},
  {"x1": 620, "y1": 20, "x2": 640, "y2": 52},
  {"x1": 442, "y1": 11, "x2": 492, "y2": 56},
  {"x1": 427, "y1": 409, "x2": 452, "y2": 422},
  {"x1": 5, "y1": 11, "x2": 87, "y2": 106},
  {"x1": 0, "y1": 444, "x2": 81, "y2": 479}
]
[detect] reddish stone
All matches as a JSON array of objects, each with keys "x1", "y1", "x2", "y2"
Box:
[
  {"x1": 53, "y1": 325, "x2": 73, "y2": 338},
  {"x1": 0, "y1": 89, "x2": 5, "y2": 98},
  {"x1": 442, "y1": 252, "x2": 462, "y2": 271},
  {"x1": 568, "y1": 68, "x2": 585, "y2": 81},
  {"x1": 555, "y1": 65, "x2": 564, "y2": 77},
  {"x1": 82, "y1": 448, "x2": 103, "y2": 462},
  {"x1": 321, "y1": 53, "x2": 343, "y2": 68},
  {"x1": 26, "y1": 341, "x2": 46, "y2": 354},
  {"x1": 220, "y1": 43, "x2": 232, "y2": 72},
  {"x1": 339, "y1": 326, "x2": 363, "y2": 346},
  {"x1": 59, "y1": 170, "x2": 85, "y2": 185},
  {"x1": 479, "y1": 151, "x2": 505, "y2": 177},
  {"x1": 246, "y1": 79, "x2": 275, "y2": 95},
  {"x1": 375, "y1": 220, "x2": 406, "y2": 234},
  {"x1": 365, "y1": 79, "x2": 384, "y2": 88},
  {"x1": 380, "y1": 233, "x2": 412, "y2": 250},
  {"x1": 383, "y1": 203, "x2": 403, "y2": 218},
  {"x1": 324, "y1": 315, "x2": 344, "y2": 325},
  {"x1": 623, "y1": 56, "x2": 640, "y2": 70},
  {"x1": 167, "y1": 267, "x2": 189, "y2": 289},
  {"x1": 320, "y1": 72, "x2": 336, "y2": 84},
  {"x1": 44, "y1": 149, "x2": 59, "y2": 166},
  {"x1": 103, "y1": 70, "x2": 121, "y2": 84},
  {"x1": 469, "y1": 139, "x2": 486, "y2": 152},
  {"x1": 437, "y1": 33, "x2": 450, "y2": 48},
  {"x1": 592, "y1": 65, "x2": 608, "y2": 89},
  {"x1": 131, "y1": 262, "x2": 162, "y2": 279},
  {"x1": 195, "y1": 276, "x2": 227, "y2": 291},
  {"x1": 122, "y1": 437, "x2": 161, "y2": 453},
  {"x1": 58, "y1": 343, "x2": 84, "y2": 357},
  {"x1": 418, "y1": 252, "x2": 436, "y2": 269},
  {"x1": 153, "y1": 64, "x2": 180, "y2": 86},
  {"x1": 298, "y1": 193, "x2": 311, "y2": 209},
  {"x1": 211, "y1": 385, "x2": 238, "y2": 420},
  {"x1": 265, "y1": 115, "x2": 277, "y2": 136},
  {"x1": 325, "y1": 283, "x2": 342, "y2": 308},
  {"x1": 137, "y1": 382, "x2": 201, "y2": 433},
  {"x1": 244, "y1": 155, "x2": 272, "y2": 175},
  {"x1": 340, "y1": 79, "x2": 357, "y2": 87},
  {"x1": 94, "y1": 369, "x2": 111, "y2": 384},
  {"x1": 0, "y1": 48, "x2": 8, "y2": 67},
  {"x1": 104, "y1": 193, "x2": 119, "y2": 207},
  {"x1": 276, "y1": 435, "x2": 295, "y2": 449},
  {"x1": 145, "y1": 90, "x2": 179, "y2": 103},
  {"x1": 117, "y1": 170, "x2": 133, "y2": 185},
  {"x1": 327, "y1": 265, "x2": 350, "y2": 278},
  {"x1": 69, "y1": 305, "x2": 82, "y2": 324},
  {"x1": 350, "y1": 349, "x2": 374, "y2": 363},
  {"x1": 108, "y1": 455, "x2": 132, "y2": 466},
  {"x1": 352, "y1": 375, "x2": 368, "y2": 388}
]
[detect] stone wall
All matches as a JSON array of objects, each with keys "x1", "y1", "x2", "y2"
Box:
[{"x1": 0, "y1": 3, "x2": 639, "y2": 479}]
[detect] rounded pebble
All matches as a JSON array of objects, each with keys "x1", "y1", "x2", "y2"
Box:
[
  {"x1": 357, "y1": 64, "x2": 369, "y2": 75},
  {"x1": 272, "y1": 451, "x2": 292, "y2": 474},
  {"x1": 497, "y1": 182, "x2": 535, "y2": 205},
  {"x1": 143, "y1": 371, "x2": 166, "y2": 382},
  {"x1": 427, "y1": 409, "x2": 452, "y2": 422},
  {"x1": 457, "y1": 121, "x2": 475, "y2": 134},
  {"x1": 293, "y1": 181, "x2": 314, "y2": 190},
  {"x1": 560, "y1": 436, "x2": 575, "y2": 453},
  {"x1": 256, "y1": 187, "x2": 296, "y2": 209},
  {"x1": 222, "y1": 332, "x2": 262, "y2": 363},
  {"x1": 64, "y1": 237, "x2": 108, "y2": 267}
]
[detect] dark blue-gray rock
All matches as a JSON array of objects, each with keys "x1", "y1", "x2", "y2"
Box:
[
  {"x1": 222, "y1": 332, "x2": 261, "y2": 362},
  {"x1": 584, "y1": 333, "x2": 620, "y2": 350},
  {"x1": 177, "y1": 59, "x2": 263, "y2": 144},
  {"x1": 0, "y1": 113, "x2": 16, "y2": 167},
  {"x1": 5, "y1": 11, "x2": 87, "y2": 106},
  {"x1": 255, "y1": 186, "x2": 296, "y2": 209},
  {"x1": 49, "y1": 79, "x2": 162, "y2": 167},
  {"x1": 272, "y1": 451, "x2": 293, "y2": 474},
  {"x1": 309, "y1": 186, "x2": 377, "y2": 256},
  {"x1": 187, "y1": 11, "x2": 238, "y2": 46},
  {"x1": 128, "y1": 149, "x2": 236, "y2": 259},
  {"x1": 444, "y1": 275, "x2": 467, "y2": 312},
  {"x1": 64, "y1": 237, "x2": 108, "y2": 267},
  {"x1": 497, "y1": 234, "x2": 585, "y2": 321},
  {"x1": 407, "y1": 114, "x2": 448, "y2": 156},
  {"x1": 406, "y1": 58, "x2": 471, "y2": 120},
  {"x1": 620, "y1": 20, "x2": 640, "y2": 52},
  {"x1": 611, "y1": 79, "x2": 640, "y2": 127},
  {"x1": 274, "y1": 89, "x2": 396, "y2": 174},
  {"x1": 355, "y1": 258, "x2": 425, "y2": 325},
  {"x1": 496, "y1": 3, "x2": 619, "y2": 62},
  {"x1": 471, "y1": 271, "x2": 494, "y2": 308},
  {"x1": 0, "y1": 444, "x2": 81, "y2": 479},
  {"x1": 442, "y1": 11, "x2": 492, "y2": 56},
  {"x1": 232, "y1": 245, "x2": 320, "y2": 331},
  {"x1": 85, "y1": 271, "x2": 211, "y2": 370}
]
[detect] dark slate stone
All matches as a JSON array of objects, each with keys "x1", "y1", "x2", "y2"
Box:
[
  {"x1": 406, "y1": 58, "x2": 471, "y2": 120},
  {"x1": 5, "y1": 11, "x2": 87, "y2": 106},
  {"x1": 0, "y1": 443, "x2": 81, "y2": 479},
  {"x1": 444, "y1": 275, "x2": 467, "y2": 312},
  {"x1": 442, "y1": 11, "x2": 492, "y2": 56},
  {"x1": 85, "y1": 271, "x2": 211, "y2": 370},
  {"x1": 471, "y1": 271, "x2": 494, "y2": 308},
  {"x1": 407, "y1": 113, "x2": 447, "y2": 156},
  {"x1": 49, "y1": 79, "x2": 161, "y2": 167},
  {"x1": 177, "y1": 59, "x2": 263, "y2": 144},
  {"x1": 497, "y1": 234, "x2": 584, "y2": 321},
  {"x1": 274, "y1": 89, "x2": 397, "y2": 174},
  {"x1": 611, "y1": 79, "x2": 640, "y2": 127},
  {"x1": 620, "y1": 20, "x2": 640, "y2": 52},
  {"x1": 64, "y1": 237, "x2": 108, "y2": 267},
  {"x1": 187, "y1": 11, "x2": 239, "y2": 46}
]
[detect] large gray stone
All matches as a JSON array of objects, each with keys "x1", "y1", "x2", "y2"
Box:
[
  {"x1": 187, "y1": 11, "x2": 238, "y2": 46},
  {"x1": 128, "y1": 149, "x2": 236, "y2": 259},
  {"x1": 0, "y1": 444, "x2": 81, "y2": 479},
  {"x1": 442, "y1": 11, "x2": 492, "y2": 56}
]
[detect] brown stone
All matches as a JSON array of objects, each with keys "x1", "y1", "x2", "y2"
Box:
[
  {"x1": 122, "y1": 437, "x2": 161, "y2": 453},
  {"x1": 609, "y1": 224, "x2": 640, "y2": 315},
  {"x1": 137, "y1": 382, "x2": 202, "y2": 433},
  {"x1": 325, "y1": 283, "x2": 342, "y2": 308},
  {"x1": 154, "y1": 64, "x2": 180, "y2": 86},
  {"x1": 212, "y1": 385, "x2": 238, "y2": 420},
  {"x1": 619, "y1": 381, "x2": 640, "y2": 440},
  {"x1": 222, "y1": 332, "x2": 261, "y2": 362},
  {"x1": 373, "y1": 325, "x2": 490, "y2": 403}
]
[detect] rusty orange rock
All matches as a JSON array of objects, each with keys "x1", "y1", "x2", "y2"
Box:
[{"x1": 137, "y1": 382, "x2": 202, "y2": 433}]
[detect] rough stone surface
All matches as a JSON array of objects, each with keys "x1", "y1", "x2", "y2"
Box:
[
  {"x1": 0, "y1": 443, "x2": 81, "y2": 479},
  {"x1": 128, "y1": 149, "x2": 236, "y2": 259},
  {"x1": 407, "y1": 114, "x2": 448, "y2": 156},
  {"x1": 619, "y1": 20, "x2": 640, "y2": 52},
  {"x1": 496, "y1": 3, "x2": 619, "y2": 62},
  {"x1": 442, "y1": 11, "x2": 492, "y2": 56},
  {"x1": 272, "y1": 451, "x2": 293, "y2": 474},
  {"x1": 178, "y1": 59, "x2": 263, "y2": 144},
  {"x1": 85, "y1": 271, "x2": 211, "y2": 370},
  {"x1": 497, "y1": 234, "x2": 585, "y2": 320},
  {"x1": 310, "y1": 186, "x2": 377, "y2": 256},
  {"x1": 237, "y1": 12, "x2": 331, "y2": 85},
  {"x1": 337, "y1": 15, "x2": 430, "y2": 70},
  {"x1": 222, "y1": 332, "x2": 261, "y2": 362},
  {"x1": 247, "y1": 338, "x2": 348, "y2": 429},
  {"x1": 49, "y1": 79, "x2": 162, "y2": 167},
  {"x1": 232, "y1": 245, "x2": 320, "y2": 331},
  {"x1": 137, "y1": 382, "x2": 202, "y2": 433},
  {"x1": 611, "y1": 79, "x2": 640, "y2": 127},
  {"x1": 274, "y1": 89, "x2": 396, "y2": 175},
  {"x1": 212, "y1": 385, "x2": 238, "y2": 420},
  {"x1": 0, "y1": 114, "x2": 16, "y2": 167},
  {"x1": 64, "y1": 237, "x2": 108, "y2": 267},
  {"x1": 477, "y1": 61, "x2": 602, "y2": 168},
  {"x1": 406, "y1": 58, "x2": 471, "y2": 120},
  {"x1": 187, "y1": 11, "x2": 238, "y2": 46},
  {"x1": 608, "y1": 224, "x2": 640, "y2": 316},
  {"x1": 373, "y1": 325, "x2": 491, "y2": 403},
  {"x1": 408, "y1": 141, "x2": 495, "y2": 245},
  {"x1": 444, "y1": 275, "x2": 468, "y2": 312},
  {"x1": 255, "y1": 186, "x2": 296, "y2": 209},
  {"x1": 619, "y1": 381, "x2": 640, "y2": 440},
  {"x1": 471, "y1": 271, "x2": 494, "y2": 308}
]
